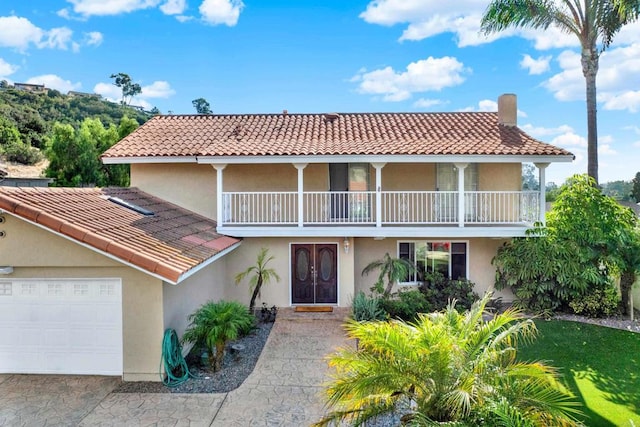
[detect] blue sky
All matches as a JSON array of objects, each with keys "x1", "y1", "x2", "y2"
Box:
[{"x1": 1, "y1": 0, "x2": 639, "y2": 185}]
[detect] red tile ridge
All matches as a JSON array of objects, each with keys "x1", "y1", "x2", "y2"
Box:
[{"x1": 153, "y1": 263, "x2": 183, "y2": 283}]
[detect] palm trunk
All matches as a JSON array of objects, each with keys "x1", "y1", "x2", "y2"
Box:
[
  {"x1": 582, "y1": 48, "x2": 599, "y2": 184},
  {"x1": 249, "y1": 275, "x2": 263, "y2": 313},
  {"x1": 214, "y1": 341, "x2": 225, "y2": 372},
  {"x1": 620, "y1": 270, "x2": 636, "y2": 318}
]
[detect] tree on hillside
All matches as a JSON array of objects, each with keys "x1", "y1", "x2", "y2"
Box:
[
  {"x1": 481, "y1": 0, "x2": 640, "y2": 184},
  {"x1": 46, "y1": 117, "x2": 137, "y2": 187},
  {"x1": 110, "y1": 73, "x2": 142, "y2": 106},
  {"x1": 192, "y1": 97, "x2": 212, "y2": 114},
  {"x1": 632, "y1": 172, "x2": 640, "y2": 202}
]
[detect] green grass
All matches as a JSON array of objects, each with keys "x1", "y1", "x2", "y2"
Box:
[{"x1": 518, "y1": 320, "x2": 640, "y2": 427}]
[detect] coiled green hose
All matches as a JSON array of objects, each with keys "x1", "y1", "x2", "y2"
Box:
[{"x1": 160, "y1": 328, "x2": 192, "y2": 387}]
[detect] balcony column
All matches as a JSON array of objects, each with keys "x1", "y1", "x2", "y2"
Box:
[
  {"x1": 212, "y1": 164, "x2": 227, "y2": 227},
  {"x1": 371, "y1": 162, "x2": 386, "y2": 228},
  {"x1": 293, "y1": 163, "x2": 307, "y2": 227},
  {"x1": 454, "y1": 163, "x2": 468, "y2": 227},
  {"x1": 534, "y1": 162, "x2": 549, "y2": 224}
]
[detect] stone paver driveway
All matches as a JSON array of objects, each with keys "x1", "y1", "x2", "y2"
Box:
[{"x1": 0, "y1": 309, "x2": 350, "y2": 426}]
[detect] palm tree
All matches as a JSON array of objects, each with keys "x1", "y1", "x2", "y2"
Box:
[
  {"x1": 314, "y1": 295, "x2": 582, "y2": 426},
  {"x1": 362, "y1": 252, "x2": 415, "y2": 296},
  {"x1": 481, "y1": 0, "x2": 640, "y2": 184},
  {"x1": 182, "y1": 300, "x2": 255, "y2": 372},
  {"x1": 235, "y1": 247, "x2": 281, "y2": 312}
]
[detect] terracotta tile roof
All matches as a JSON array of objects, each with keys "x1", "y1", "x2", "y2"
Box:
[
  {"x1": 103, "y1": 113, "x2": 573, "y2": 159},
  {"x1": 0, "y1": 187, "x2": 240, "y2": 283}
]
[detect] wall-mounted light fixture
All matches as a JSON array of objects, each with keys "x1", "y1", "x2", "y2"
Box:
[
  {"x1": 0, "y1": 266, "x2": 13, "y2": 275},
  {"x1": 343, "y1": 237, "x2": 350, "y2": 254}
]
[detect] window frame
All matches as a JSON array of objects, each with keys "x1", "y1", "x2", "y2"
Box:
[{"x1": 396, "y1": 240, "x2": 469, "y2": 286}]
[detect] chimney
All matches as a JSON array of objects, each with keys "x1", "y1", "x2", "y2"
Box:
[
  {"x1": 282, "y1": 109, "x2": 288, "y2": 116},
  {"x1": 498, "y1": 93, "x2": 517, "y2": 126}
]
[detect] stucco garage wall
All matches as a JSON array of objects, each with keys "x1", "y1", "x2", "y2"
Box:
[
  {"x1": 130, "y1": 163, "x2": 217, "y2": 219},
  {"x1": 353, "y1": 237, "x2": 514, "y2": 301},
  {"x1": 163, "y1": 260, "x2": 227, "y2": 340},
  {"x1": 1, "y1": 215, "x2": 164, "y2": 381},
  {"x1": 223, "y1": 237, "x2": 355, "y2": 308}
]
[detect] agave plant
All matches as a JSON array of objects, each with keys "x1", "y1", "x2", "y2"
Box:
[{"x1": 315, "y1": 294, "x2": 582, "y2": 426}]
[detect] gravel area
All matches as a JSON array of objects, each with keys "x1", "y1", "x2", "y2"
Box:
[
  {"x1": 114, "y1": 321, "x2": 273, "y2": 394},
  {"x1": 550, "y1": 311, "x2": 640, "y2": 333}
]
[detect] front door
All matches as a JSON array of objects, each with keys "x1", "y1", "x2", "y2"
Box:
[{"x1": 291, "y1": 244, "x2": 338, "y2": 304}]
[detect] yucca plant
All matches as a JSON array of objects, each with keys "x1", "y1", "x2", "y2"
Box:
[
  {"x1": 315, "y1": 294, "x2": 582, "y2": 426},
  {"x1": 182, "y1": 300, "x2": 255, "y2": 372}
]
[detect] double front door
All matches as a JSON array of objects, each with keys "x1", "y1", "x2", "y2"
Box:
[{"x1": 291, "y1": 244, "x2": 338, "y2": 304}]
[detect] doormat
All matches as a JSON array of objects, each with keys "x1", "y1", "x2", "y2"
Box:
[{"x1": 294, "y1": 306, "x2": 334, "y2": 313}]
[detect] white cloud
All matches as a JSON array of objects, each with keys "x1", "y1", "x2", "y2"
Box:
[
  {"x1": 26, "y1": 74, "x2": 81, "y2": 93},
  {"x1": 160, "y1": 0, "x2": 186, "y2": 15},
  {"x1": 0, "y1": 58, "x2": 18, "y2": 78},
  {"x1": 199, "y1": 0, "x2": 243, "y2": 26},
  {"x1": 66, "y1": 0, "x2": 162, "y2": 17},
  {"x1": 520, "y1": 54, "x2": 551, "y2": 75},
  {"x1": 543, "y1": 43, "x2": 640, "y2": 111},
  {"x1": 94, "y1": 82, "x2": 121, "y2": 101},
  {"x1": 0, "y1": 16, "x2": 45, "y2": 51},
  {"x1": 0, "y1": 16, "x2": 80, "y2": 51},
  {"x1": 353, "y1": 56, "x2": 469, "y2": 102},
  {"x1": 94, "y1": 79, "x2": 175, "y2": 107},
  {"x1": 413, "y1": 98, "x2": 445, "y2": 109},
  {"x1": 84, "y1": 31, "x2": 103, "y2": 46},
  {"x1": 551, "y1": 131, "x2": 587, "y2": 148},
  {"x1": 141, "y1": 80, "x2": 175, "y2": 98},
  {"x1": 176, "y1": 15, "x2": 193, "y2": 22},
  {"x1": 359, "y1": 0, "x2": 578, "y2": 49},
  {"x1": 602, "y1": 90, "x2": 640, "y2": 113},
  {"x1": 521, "y1": 123, "x2": 574, "y2": 138},
  {"x1": 39, "y1": 27, "x2": 74, "y2": 50}
]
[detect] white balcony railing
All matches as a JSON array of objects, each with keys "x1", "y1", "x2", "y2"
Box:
[{"x1": 222, "y1": 190, "x2": 539, "y2": 226}]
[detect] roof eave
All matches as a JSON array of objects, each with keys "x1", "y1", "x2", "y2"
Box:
[{"x1": 102, "y1": 154, "x2": 575, "y2": 165}]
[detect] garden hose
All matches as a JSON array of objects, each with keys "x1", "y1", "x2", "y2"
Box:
[{"x1": 160, "y1": 328, "x2": 192, "y2": 387}]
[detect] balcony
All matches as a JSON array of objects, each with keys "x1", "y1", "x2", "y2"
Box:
[{"x1": 219, "y1": 190, "x2": 541, "y2": 238}]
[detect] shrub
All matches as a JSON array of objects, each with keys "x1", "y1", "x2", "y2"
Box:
[
  {"x1": 3, "y1": 142, "x2": 43, "y2": 165},
  {"x1": 182, "y1": 300, "x2": 255, "y2": 372},
  {"x1": 380, "y1": 288, "x2": 432, "y2": 321},
  {"x1": 352, "y1": 291, "x2": 387, "y2": 322},
  {"x1": 420, "y1": 272, "x2": 479, "y2": 312},
  {"x1": 569, "y1": 282, "x2": 620, "y2": 318}
]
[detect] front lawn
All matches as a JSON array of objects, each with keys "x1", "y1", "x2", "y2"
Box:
[{"x1": 518, "y1": 320, "x2": 640, "y2": 426}]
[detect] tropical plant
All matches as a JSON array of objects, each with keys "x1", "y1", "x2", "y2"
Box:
[
  {"x1": 420, "y1": 271, "x2": 479, "y2": 312},
  {"x1": 494, "y1": 174, "x2": 639, "y2": 316},
  {"x1": 352, "y1": 291, "x2": 387, "y2": 322},
  {"x1": 481, "y1": 0, "x2": 640, "y2": 184},
  {"x1": 362, "y1": 252, "x2": 415, "y2": 296},
  {"x1": 380, "y1": 288, "x2": 432, "y2": 321},
  {"x1": 182, "y1": 300, "x2": 255, "y2": 372},
  {"x1": 315, "y1": 294, "x2": 582, "y2": 426},
  {"x1": 235, "y1": 247, "x2": 281, "y2": 312}
]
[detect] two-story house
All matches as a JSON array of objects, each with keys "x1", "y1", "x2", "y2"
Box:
[{"x1": 0, "y1": 94, "x2": 573, "y2": 380}]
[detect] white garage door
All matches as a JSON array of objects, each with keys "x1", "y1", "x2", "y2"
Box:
[{"x1": 0, "y1": 278, "x2": 123, "y2": 375}]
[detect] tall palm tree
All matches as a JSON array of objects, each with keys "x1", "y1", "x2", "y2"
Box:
[
  {"x1": 314, "y1": 295, "x2": 582, "y2": 426},
  {"x1": 235, "y1": 247, "x2": 280, "y2": 312},
  {"x1": 481, "y1": 0, "x2": 640, "y2": 184}
]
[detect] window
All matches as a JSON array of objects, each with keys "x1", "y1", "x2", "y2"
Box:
[{"x1": 398, "y1": 241, "x2": 468, "y2": 284}]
